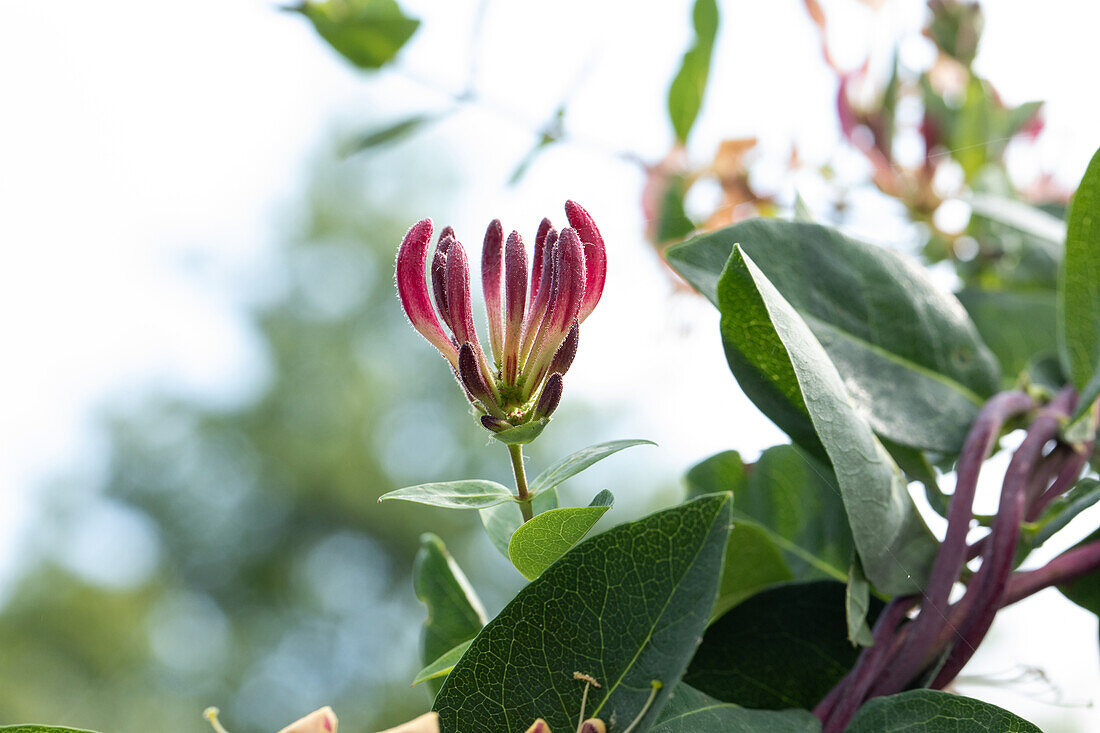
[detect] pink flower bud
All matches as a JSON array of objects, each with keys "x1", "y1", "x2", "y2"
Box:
[
  {"x1": 524, "y1": 720, "x2": 550, "y2": 733},
  {"x1": 480, "y1": 414, "x2": 511, "y2": 432},
  {"x1": 444, "y1": 240, "x2": 480, "y2": 355},
  {"x1": 548, "y1": 319, "x2": 579, "y2": 377},
  {"x1": 533, "y1": 372, "x2": 563, "y2": 419},
  {"x1": 521, "y1": 228, "x2": 558, "y2": 363},
  {"x1": 503, "y1": 231, "x2": 528, "y2": 385},
  {"x1": 564, "y1": 200, "x2": 606, "y2": 322},
  {"x1": 530, "y1": 217, "x2": 553, "y2": 305},
  {"x1": 396, "y1": 219, "x2": 459, "y2": 368},
  {"x1": 430, "y1": 232, "x2": 453, "y2": 332},
  {"x1": 459, "y1": 342, "x2": 500, "y2": 415},
  {"x1": 525, "y1": 228, "x2": 585, "y2": 387},
  {"x1": 481, "y1": 219, "x2": 505, "y2": 365}
]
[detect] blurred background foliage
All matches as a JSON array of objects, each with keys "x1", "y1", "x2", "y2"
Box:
[{"x1": 0, "y1": 0, "x2": 1094, "y2": 731}]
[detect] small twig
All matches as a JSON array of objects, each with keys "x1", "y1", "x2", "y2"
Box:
[{"x1": 509, "y1": 443, "x2": 533, "y2": 522}]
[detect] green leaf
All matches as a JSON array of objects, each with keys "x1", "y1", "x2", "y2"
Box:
[
  {"x1": 958, "y1": 287, "x2": 1058, "y2": 383},
  {"x1": 411, "y1": 640, "x2": 472, "y2": 687},
  {"x1": 846, "y1": 556, "x2": 874, "y2": 647},
  {"x1": 1034, "y1": 478, "x2": 1100, "y2": 546},
  {"x1": 413, "y1": 534, "x2": 487, "y2": 695},
  {"x1": 967, "y1": 192, "x2": 1067, "y2": 248},
  {"x1": 433, "y1": 494, "x2": 733, "y2": 733},
  {"x1": 490, "y1": 418, "x2": 550, "y2": 445},
  {"x1": 684, "y1": 580, "x2": 883, "y2": 710},
  {"x1": 295, "y1": 0, "x2": 419, "y2": 70},
  {"x1": 685, "y1": 449, "x2": 748, "y2": 500},
  {"x1": 846, "y1": 690, "x2": 1042, "y2": 732},
  {"x1": 667, "y1": 0, "x2": 719, "y2": 143},
  {"x1": 343, "y1": 112, "x2": 441, "y2": 155},
  {"x1": 654, "y1": 173, "x2": 696, "y2": 244},
  {"x1": 529, "y1": 439, "x2": 656, "y2": 497},
  {"x1": 508, "y1": 490, "x2": 615, "y2": 580},
  {"x1": 479, "y1": 489, "x2": 559, "y2": 558},
  {"x1": 1060, "y1": 146, "x2": 1100, "y2": 422},
  {"x1": 1058, "y1": 522, "x2": 1100, "y2": 617},
  {"x1": 378, "y1": 479, "x2": 515, "y2": 509},
  {"x1": 650, "y1": 684, "x2": 822, "y2": 733},
  {"x1": 667, "y1": 219, "x2": 1000, "y2": 454},
  {"x1": 0, "y1": 728, "x2": 100, "y2": 733},
  {"x1": 679, "y1": 244, "x2": 938, "y2": 593},
  {"x1": 712, "y1": 522, "x2": 792, "y2": 621}
]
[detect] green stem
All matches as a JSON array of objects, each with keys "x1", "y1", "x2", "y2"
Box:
[{"x1": 508, "y1": 443, "x2": 533, "y2": 522}]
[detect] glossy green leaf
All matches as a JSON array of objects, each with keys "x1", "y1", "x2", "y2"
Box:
[
  {"x1": 693, "y1": 245, "x2": 937, "y2": 593},
  {"x1": 378, "y1": 479, "x2": 514, "y2": 509},
  {"x1": 490, "y1": 418, "x2": 550, "y2": 445},
  {"x1": 667, "y1": 0, "x2": 719, "y2": 143},
  {"x1": 433, "y1": 494, "x2": 733, "y2": 733},
  {"x1": 413, "y1": 534, "x2": 486, "y2": 694},
  {"x1": 508, "y1": 490, "x2": 614, "y2": 580},
  {"x1": 846, "y1": 689, "x2": 1042, "y2": 732},
  {"x1": 654, "y1": 173, "x2": 696, "y2": 244},
  {"x1": 712, "y1": 522, "x2": 792, "y2": 621},
  {"x1": 295, "y1": 0, "x2": 419, "y2": 70},
  {"x1": 0, "y1": 728, "x2": 100, "y2": 733},
  {"x1": 958, "y1": 288, "x2": 1058, "y2": 382},
  {"x1": 529, "y1": 439, "x2": 656, "y2": 497},
  {"x1": 667, "y1": 220, "x2": 999, "y2": 454},
  {"x1": 1060, "y1": 146, "x2": 1100, "y2": 422},
  {"x1": 650, "y1": 684, "x2": 822, "y2": 733},
  {"x1": 411, "y1": 640, "x2": 471, "y2": 687},
  {"x1": 479, "y1": 489, "x2": 559, "y2": 558},
  {"x1": 684, "y1": 580, "x2": 883, "y2": 710}
]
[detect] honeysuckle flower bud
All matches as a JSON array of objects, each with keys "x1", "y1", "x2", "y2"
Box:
[
  {"x1": 533, "y1": 372, "x2": 563, "y2": 420},
  {"x1": 481, "y1": 220, "x2": 505, "y2": 365},
  {"x1": 524, "y1": 721, "x2": 549, "y2": 733},
  {"x1": 396, "y1": 220, "x2": 459, "y2": 369},
  {"x1": 579, "y1": 721, "x2": 607, "y2": 733},
  {"x1": 276, "y1": 706, "x2": 337, "y2": 733},
  {"x1": 395, "y1": 202, "x2": 606, "y2": 439}
]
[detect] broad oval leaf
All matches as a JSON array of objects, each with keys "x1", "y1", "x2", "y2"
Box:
[
  {"x1": 693, "y1": 246, "x2": 936, "y2": 593},
  {"x1": 1060, "y1": 145, "x2": 1100, "y2": 423},
  {"x1": 295, "y1": 0, "x2": 420, "y2": 70},
  {"x1": 411, "y1": 640, "x2": 472, "y2": 687},
  {"x1": 684, "y1": 580, "x2": 883, "y2": 710},
  {"x1": 649, "y1": 684, "x2": 821, "y2": 733},
  {"x1": 529, "y1": 439, "x2": 656, "y2": 497},
  {"x1": 479, "y1": 489, "x2": 559, "y2": 558},
  {"x1": 508, "y1": 490, "x2": 614, "y2": 580},
  {"x1": 711, "y1": 522, "x2": 792, "y2": 621},
  {"x1": 433, "y1": 494, "x2": 733, "y2": 733},
  {"x1": 667, "y1": 0, "x2": 719, "y2": 143},
  {"x1": 690, "y1": 445, "x2": 853, "y2": 582},
  {"x1": 490, "y1": 418, "x2": 550, "y2": 445},
  {"x1": 846, "y1": 689, "x2": 1042, "y2": 732},
  {"x1": 379, "y1": 480, "x2": 514, "y2": 509},
  {"x1": 667, "y1": 219, "x2": 1000, "y2": 454},
  {"x1": 413, "y1": 534, "x2": 486, "y2": 694},
  {"x1": 957, "y1": 288, "x2": 1058, "y2": 385}
]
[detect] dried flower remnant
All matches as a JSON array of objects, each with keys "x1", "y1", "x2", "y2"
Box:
[{"x1": 396, "y1": 201, "x2": 606, "y2": 437}]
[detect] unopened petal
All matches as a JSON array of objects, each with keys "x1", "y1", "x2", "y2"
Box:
[
  {"x1": 503, "y1": 230, "x2": 528, "y2": 385},
  {"x1": 533, "y1": 372, "x2": 563, "y2": 420},
  {"x1": 430, "y1": 230, "x2": 454, "y2": 331},
  {"x1": 565, "y1": 200, "x2": 606, "y2": 322},
  {"x1": 481, "y1": 219, "x2": 505, "y2": 365},
  {"x1": 276, "y1": 706, "x2": 337, "y2": 733},
  {"x1": 396, "y1": 219, "x2": 459, "y2": 368}
]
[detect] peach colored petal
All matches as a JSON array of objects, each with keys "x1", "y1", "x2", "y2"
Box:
[
  {"x1": 276, "y1": 706, "x2": 337, "y2": 733},
  {"x1": 375, "y1": 712, "x2": 440, "y2": 733}
]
